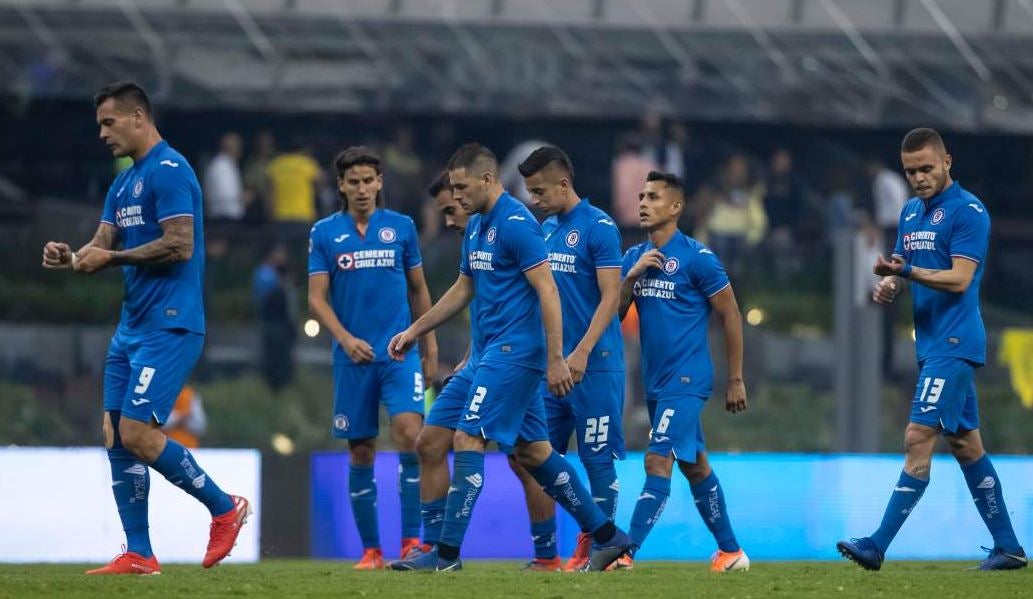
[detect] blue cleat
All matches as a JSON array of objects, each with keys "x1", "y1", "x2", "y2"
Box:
[
  {"x1": 389, "y1": 546, "x2": 439, "y2": 571},
  {"x1": 435, "y1": 556, "x2": 463, "y2": 572},
  {"x1": 583, "y1": 527, "x2": 632, "y2": 572},
  {"x1": 837, "y1": 537, "x2": 884, "y2": 571},
  {"x1": 978, "y1": 546, "x2": 1028, "y2": 571}
]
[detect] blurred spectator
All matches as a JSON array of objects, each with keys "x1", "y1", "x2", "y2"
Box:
[
  {"x1": 639, "y1": 112, "x2": 686, "y2": 179},
  {"x1": 500, "y1": 138, "x2": 549, "y2": 206},
  {"x1": 253, "y1": 242, "x2": 297, "y2": 391},
  {"x1": 383, "y1": 126, "x2": 426, "y2": 221},
  {"x1": 765, "y1": 148, "x2": 805, "y2": 239},
  {"x1": 162, "y1": 385, "x2": 207, "y2": 448},
  {"x1": 694, "y1": 154, "x2": 768, "y2": 270},
  {"x1": 243, "y1": 130, "x2": 276, "y2": 222},
  {"x1": 611, "y1": 135, "x2": 658, "y2": 228},
  {"x1": 865, "y1": 159, "x2": 910, "y2": 252},
  {"x1": 204, "y1": 132, "x2": 246, "y2": 221},
  {"x1": 266, "y1": 140, "x2": 324, "y2": 238}
]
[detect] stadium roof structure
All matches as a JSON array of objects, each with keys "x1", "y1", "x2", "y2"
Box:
[{"x1": 4, "y1": 0, "x2": 1033, "y2": 130}]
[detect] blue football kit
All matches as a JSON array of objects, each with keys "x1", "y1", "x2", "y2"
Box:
[{"x1": 893, "y1": 182, "x2": 989, "y2": 433}]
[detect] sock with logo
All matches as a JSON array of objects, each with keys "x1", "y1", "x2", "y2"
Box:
[
  {"x1": 585, "y1": 460, "x2": 619, "y2": 521},
  {"x1": 150, "y1": 438, "x2": 234, "y2": 517},
  {"x1": 689, "y1": 471, "x2": 739, "y2": 552},
  {"x1": 348, "y1": 463, "x2": 380, "y2": 549},
  {"x1": 869, "y1": 470, "x2": 929, "y2": 553},
  {"x1": 961, "y1": 455, "x2": 1022, "y2": 553},
  {"x1": 438, "y1": 451, "x2": 485, "y2": 551},
  {"x1": 107, "y1": 411, "x2": 152, "y2": 558},
  {"x1": 527, "y1": 451, "x2": 608, "y2": 535},
  {"x1": 398, "y1": 452, "x2": 421, "y2": 539},
  {"x1": 421, "y1": 496, "x2": 447, "y2": 547},
  {"x1": 629, "y1": 474, "x2": 671, "y2": 551},
  {"x1": 531, "y1": 516, "x2": 558, "y2": 560}
]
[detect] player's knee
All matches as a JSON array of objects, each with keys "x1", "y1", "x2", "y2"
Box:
[
  {"x1": 117, "y1": 419, "x2": 152, "y2": 459},
  {"x1": 677, "y1": 460, "x2": 711, "y2": 485},
  {"x1": 644, "y1": 452, "x2": 673, "y2": 477},
  {"x1": 507, "y1": 453, "x2": 527, "y2": 475},
  {"x1": 947, "y1": 433, "x2": 983, "y2": 464},
  {"x1": 415, "y1": 430, "x2": 445, "y2": 464},
  {"x1": 452, "y1": 430, "x2": 486, "y2": 452},
  {"x1": 102, "y1": 413, "x2": 116, "y2": 449},
  {"x1": 513, "y1": 441, "x2": 550, "y2": 469},
  {"x1": 349, "y1": 440, "x2": 376, "y2": 465}
]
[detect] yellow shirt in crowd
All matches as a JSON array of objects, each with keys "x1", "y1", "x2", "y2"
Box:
[{"x1": 266, "y1": 153, "x2": 320, "y2": 222}]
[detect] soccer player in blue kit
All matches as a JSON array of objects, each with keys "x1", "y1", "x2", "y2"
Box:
[
  {"x1": 388, "y1": 143, "x2": 632, "y2": 572},
  {"x1": 514, "y1": 146, "x2": 628, "y2": 571},
  {"x1": 308, "y1": 147, "x2": 438, "y2": 569},
  {"x1": 41, "y1": 82, "x2": 249, "y2": 575},
  {"x1": 619, "y1": 171, "x2": 750, "y2": 572},
  {"x1": 838, "y1": 128, "x2": 1027, "y2": 571}
]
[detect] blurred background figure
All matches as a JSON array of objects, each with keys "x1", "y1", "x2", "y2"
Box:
[
  {"x1": 611, "y1": 135, "x2": 658, "y2": 231},
  {"x1": 865, "y1": 158, "x2": 910, "y2": 253},
  {"x1": 204, "y1": 132, "x2": 246, "y2": 222},
  {"x1": 253, "y1": 242, "x2": 297, "y2": 391},
  {"x1": 382, "y1": 126, "x2": 425, "y2": 224},
  {"x1": 694, "y1": 153, "x2": 768, "y2": 272},
  {"x1": 266, "y1": 140, "x2": 324, "y2": 240},
  {"x1": 162, "y1": 385, "x2": 208, "y2": 448},
  {"x1": 243, "y1": 130, "x2": 277, "y2": 223}
]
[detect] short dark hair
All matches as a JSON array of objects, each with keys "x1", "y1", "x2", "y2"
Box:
[
  {"x1": 94, "y1": 81, "x2": 153, "y2": 118},
  {"x1": 447, "y1": 143, "x2": 498, "y2": 176},
  {"x1": 334, "y1": 145, "x2": 381, "y2": 178},
  {"x1": 901, "y1": 127, "x2": 946, "y2": 153},
  {"x1": 517, "y1": 145, "x2": 574, "y2": 179},
  {"x1": 427, "y1": 170, "x2": 450, "y2": 198},
  {"x1": 646, "y1": 170, "x2": 685, "y2": 194}
]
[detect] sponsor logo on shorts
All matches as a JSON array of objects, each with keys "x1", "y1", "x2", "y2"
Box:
[{"x1": 333, "y1": 414, "x2": 349, "y2": 431}]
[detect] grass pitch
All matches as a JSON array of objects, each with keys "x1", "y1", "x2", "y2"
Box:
[{"x1": 1, "y1": 560, "x2": 1030, "y2": 598}]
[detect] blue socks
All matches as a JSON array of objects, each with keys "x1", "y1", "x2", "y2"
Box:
[
  {"x1": 962, "y1": 455, "x2": 1022, "y2": 554},
  {"x1": 399, "y1": 452, "x2": 421, "y2": 539},
  {"x1": 528, "y1": 451, "x2": 608, "y2": 535},
  {"x1": 151, "y1": 438, "x2": 233, "y2": 517},
  {"x1": 629, "y1": 474, "x2": 671, "y2": 550},
  {"x1": 348, "y1": 464, "x2": 380, "y2": 549},
  {"x1": 690, "y1": 472, "x2": 740, "y2": 552},
  {"x1": 108, "y1": 445, "x2": 152, "y2": 558},
  {"x1": 870, "y1": 470, "x2": 929, "y2": 553},
  {"x1": 439, "y1": 451, "x2": 485, "y2": 552},
  {"x1": 421, "y1": 496, "x2": 447, "y2": 547},
  {"x1": 585, "y1": 460, "x2": 620, "y2": 521},
  {"x1": 531, "y1": 516, "x2": 558, "y2": 560}
]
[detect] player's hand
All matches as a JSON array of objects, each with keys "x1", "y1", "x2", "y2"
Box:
[
  {"x1": 725, "y1": 378, "x2": 747, "y2": 414},
  {"x1": 626, "y1": 249, "x2": 666, "y2": 280},
  {"x1": 72, "y1": 246, "x2": 113, "y2": 274},
  {"x1": 565, "y1": 348, "x2": 588, "y2": 384},
  {"x1": 343, "y1": 334, "x2": 376, "y2": 364},
  {"x1": 547, "y1": 355, "x2": 574, "y2": 397},
  {"x1": 42, "y1": 241, "x2": 73, "y2": 270},
  {"x1": 872, "y1": 277, "x2": 900, "y2": 305},
  {"x1": 873, "y1": 254, "x2": 906, "y2": 277},
  {"x1": 387, "y1": 329, "x2": 417, "y2": 361}
]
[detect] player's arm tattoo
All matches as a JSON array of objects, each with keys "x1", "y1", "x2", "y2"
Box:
[
  {"x1": 79, "y1": 222, "x2": 120, "y2": 252},
  {"x1": 110, "y1": 216, "x2": 193, "y2": 266},
  {"x1": 618, "y1": 276, "x2": 636, "y2": 320},
  {"x1": 908, "y1": 257, "x2": 978, "y2": 294}
]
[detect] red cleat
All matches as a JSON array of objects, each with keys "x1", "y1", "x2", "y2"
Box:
[
  {"x1": 563, "y1": 532, "x2": 592, "y2": 572},
  {"x1": 354, "y1": 548, "x2": 385, "y2": 570},
  {"x1": 203, "y1": 495, "x2": 252, "y2": 569},
  {"x1": 85, "y1": 550, "x2": 161, "y2": 575},
  {"x1": 400, "y1": 537, "x2": 430, "y2": 560}
]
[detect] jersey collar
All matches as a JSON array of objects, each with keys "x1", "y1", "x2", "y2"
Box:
[
  {"x1": 556, "y1": 198, "x2": 589, "y2": 225},
  {"x1": 136, "y1": 140, "x2": 168, "y2": 166},
  {"x1": 924, "y1": 181, "x2": 960, "y2": 209}
]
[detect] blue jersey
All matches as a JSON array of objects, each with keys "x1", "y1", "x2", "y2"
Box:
[
  {"x1": 101, "y1": 141, "x2": 205, "y2": 335},
  {"x1": 308, "y1": 209, "x2": 422, "y2": 364},
  {"x1": 460, "y1": 192, "x2": 549, "y2": 370},
  {"x1": 893, "y1": 182, "x2": 989, "y2": 365},
  {"x1": 542, "y1": 199, "x2": 624, "y2": 372},
  {"x1": 622, "y1": 231, "x2": 730, "y2": 399}
]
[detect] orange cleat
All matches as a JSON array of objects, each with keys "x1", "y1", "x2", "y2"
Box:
[
  {"x1": 85, "y1": 550, "x2": 161, "y2": 575},
  {"x1": 611, "y1": 554, "x2": 634, "y2": 570},
  {"x1": 354, "y1": 548, "x2": 385, "y2": 570},
  {"x1": 522, "y1": 556, "x2": 563, "y2": 572},
  {"x1": 400, "y1": 537, "x2": 430, "y2": 560},
  {"x1": 203, "y1": 495, "x2": 252, "y2": 569},
  {"x1": 563, "y1": 532, "x2": 592, "y2": 572},
  {"x1": 710, "y1": 549, "x2": 750, "y2": 572}
]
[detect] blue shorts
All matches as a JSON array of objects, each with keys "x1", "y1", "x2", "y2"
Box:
[
  {"x1": 909, "y1": 356, "x2": 980, "y2": 434},
  {"x1": 103, "y1": 328, "x2": 204, "y2": 425},
  {"x1": 544, "y1": 370, "x2": 626, "y2": 464},
  {"x1": 331, "y1": 351, "x2": 424, "y2": 439},
  {"x1": 456, "y1": 361, "x2": 549, "y2": 448},
  {"x1": 646, "y1": 395, "x2": 707, "y2": 462},
  {"x1": 425, "y1": 365, "x2": 476, "y2": 429}
]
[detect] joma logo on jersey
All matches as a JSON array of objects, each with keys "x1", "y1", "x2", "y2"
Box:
[
  {"x1": 336, "y1": 249, "x2": 396, "y2": 270},
  {"x1": 115, "y1": 204, "x2": 145, "y2": 228},
  {"x1": 903, "y1": 230, "x2": 937, "y2": 251}
]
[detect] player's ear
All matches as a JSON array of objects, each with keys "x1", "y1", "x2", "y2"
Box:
[{"x1": 944, "y1": 153, "x2": 952, "y2": 171}]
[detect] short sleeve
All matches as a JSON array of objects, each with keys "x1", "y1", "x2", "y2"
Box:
[
  {"x1": 589, "y1": 218, "x2": 623, "y2": 269},
  {"x1": 307, "y1": 225, "x2": 330, "y2": 275},
  {"x1": 101, "y1": 177, "x2": 119, "y2": 226},
  {"x1": 504, "y1": 217, "x2": 548, "y2": 272},
  {"x1": 692, "y1": 246, "x2": 731, "y2": 297},
  {"x1": 949, "y1": 203, "x2": 990, "y2": 263},
  {"x1": 621, "y1": 248, "x2": 637, "y2": 278},
  {"x1": 403, "y1": 218, "x2": 423, "y2": 270},
  {"x1": 151, "y1": 161, "x2": 196, "y2": 222}
]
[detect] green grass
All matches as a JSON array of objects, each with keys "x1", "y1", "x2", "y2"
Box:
[{"x1": 1, "y1": 560, "x2": 1030, "y2": 598}]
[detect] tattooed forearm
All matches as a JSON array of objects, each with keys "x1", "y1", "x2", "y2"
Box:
[{"x1": 110, "y1": 216, "x2": 194, "y2": 266}]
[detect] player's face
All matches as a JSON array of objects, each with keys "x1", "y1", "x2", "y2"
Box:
[
  {"x1": 96, "y1": 98, "x2": 143, "y2": 158},
  {"x1": 449, "y1": 168, "x2": 489, "y2": 214},
  {"x1": 435, "y1": 189, "x2": 467, "y2": 232},
  {"x1": 339, "y1": 165, "x2": 382, "y2": 213},
  {"x1": 901, "y1": 146, "x2": 952, "y2": 200},
  {"x1": 524, "y1": 168, "x2": 569, "y2": 216},
  {"x1": 638, "y1": 180, "x2": 681, "y2": 229}
]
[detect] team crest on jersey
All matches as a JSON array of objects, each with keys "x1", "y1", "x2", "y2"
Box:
[
  {"x1": 132, "y1": 179, "x2": 144, "y2": 198},
  {"x1": 486, "y1": 226, "x2": 497, "y2": 245},
  {"x1": 931, "y1": 208, "x2": 945, "y2": 224},
  {"x1": 379, "y1": 227, "x2": 397, "y2": 243},
  {"x1": 565, "y1": 230, "x2": 580, "y2": 248},
  {"x1": 663, "y1": 257, "x2": 680, "y2": 275},
  {"x1": 333, "y1": 414, "x2": 349, "y2": 431}
]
